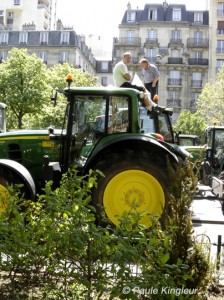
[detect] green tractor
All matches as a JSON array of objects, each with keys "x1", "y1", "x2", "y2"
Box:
[{"x1": 0, "y1": 79, "x2": 189, "y2": 225}]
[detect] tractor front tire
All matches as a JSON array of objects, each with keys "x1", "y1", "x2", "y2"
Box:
[{"x1": 92, "y1": 151, "x2": 169, "y2": 226}]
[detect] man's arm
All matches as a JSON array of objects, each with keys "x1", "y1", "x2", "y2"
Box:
[{"x1": 123, "y1": 73, "x2": 131, "y2": 81}]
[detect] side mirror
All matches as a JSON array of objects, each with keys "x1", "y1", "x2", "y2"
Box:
[{"x1": 51, "y1": 90, "x2": 58, "y2": 107}]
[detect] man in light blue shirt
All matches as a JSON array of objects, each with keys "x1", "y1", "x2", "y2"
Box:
[{"x1": 140, "y1": 58, "x2": 160, "y2": 100}]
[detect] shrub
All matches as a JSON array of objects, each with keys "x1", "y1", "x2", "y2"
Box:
[{"x1": 0, "y1": 161, "x2": 212, "y2": 299}]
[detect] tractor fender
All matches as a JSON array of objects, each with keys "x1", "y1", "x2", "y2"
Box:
[
  {"x1": 0, "y1": 159, "x2": 36, "y2": 199},
  {"x1": 85, "y1": 134, "x2": 179, "y2": 171}
]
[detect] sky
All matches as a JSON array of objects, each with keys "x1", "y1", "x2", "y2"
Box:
[{"x1": 56, "y1": 0, "x2": 209, "y2": 54}]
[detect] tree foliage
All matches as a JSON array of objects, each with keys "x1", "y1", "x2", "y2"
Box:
[
  {"x1": 196, "y1": 66, "x2": 224, "y2": 125},
  {"x1": 0, "y1": 49, "x2": 99, "y2": 130},
  {"x1": 173, "y1": 110, "x2": 206, "y2": 137},
  {"x1": 0, "y1": 48, "x2": 50, "y2": 129}
]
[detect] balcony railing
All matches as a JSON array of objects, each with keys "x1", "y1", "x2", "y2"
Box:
[
  {"x1": 115, "y1": 37, "x2": 141, "y2": 45},
  {"x1": 191, "y1": 80, "x2": 202, "y2": 88},
  {"x1": 169, "y1": 38, "x2": 182, "y2": 44},
  {"x1": 167, "y1": 57, "x2": 183, "y2": 64},
  {"x1": 145, "y1": 38, "x2": 158, "y2": 44},
  {"x1": 144, "y1": 57, "x2": 156, "y2": 64},
  {"x1": 167, "y1": 99, "x2": 181, "y2": 107},
  {"x1": 167, "y1": 78, "x2": 182, "y2": 86},
  {"x1": 187, "y1": 38, "x2": 209, "y2": 48},
  {"x1": 188, "y1": 58, "x2": 209, "y2": 66},
  {"x1": 113, "y1": 56, "x2": 139, "y2": 64}
]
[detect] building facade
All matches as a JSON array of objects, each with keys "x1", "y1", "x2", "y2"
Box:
[
  {"x1": 209, "y1": 0, "x2": 224, "y2": 80},
  {"x1": 112, "y1": 2, "x2": 210, "y2": 122},
  {"x1": 0, "y1": 24, "x2": 96, "y2": 75},
  {"x1": 0, "y1": 0, "x2": 54, "y2": 31}
]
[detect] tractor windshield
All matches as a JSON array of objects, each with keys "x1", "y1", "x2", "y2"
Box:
[
  {"x1": 140, "y1": 107, "x2": 173, "y2": 142},
  {"x1": 67, "y1": 94, "x2": 130, "y2": 167}
]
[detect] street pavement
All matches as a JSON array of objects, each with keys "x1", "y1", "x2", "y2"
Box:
[{"x1": 191, "y1": 184, "x2": 224, "y2": 283}]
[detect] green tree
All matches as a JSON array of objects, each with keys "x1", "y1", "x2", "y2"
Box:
[
  {"x1": 196, "y1": 66, "x2": 224, "y2": 125},
  {"x1": 22, "y1": 63, "x2": 99, "y2": 129},
  {"x1": 0, "y1": 48, "x2": 51, "y2": 129},
  {"x1": 173, "y1": 109, "x2": 206, "y2": 137}
]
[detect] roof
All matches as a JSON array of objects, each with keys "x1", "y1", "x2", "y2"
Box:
[{"x1": 121, "y1": 3, "x2": 209, "y2": 25}]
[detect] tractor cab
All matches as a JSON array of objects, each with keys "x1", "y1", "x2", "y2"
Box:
[{"x1": 203, "y1": 126, "x2": 224, "y2": 175}]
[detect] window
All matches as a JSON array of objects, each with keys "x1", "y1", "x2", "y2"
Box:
[
  {"x1": 59, "y1": 52, "x2": 68, "y2": 63},
  {"x1": 217, "y1": 59, "x2": 224, "y2": 69},
  {"x1": 127, "y1": 11, "x2": 136, "y2": 22},
  {"x1": 101, "y1": 62, "x2": 108, "y2": 71},
  {"x1": 194, "y1": 12, "x2": 203, "y2": 24},
  {"x1": 101, "y1": 77, "x2": 107, "y2": 86},
  {"x1": 217, "y1": 40, "x2": 224, "y2": 54},
  {"x1": 192, "y1": 72, "x2": 202, "y2": 87},
  {"x1": 147, "y1": 30, "x2": 157, "y2": 41},
  {"x1": 0, "y1": 51, "x2": 7, "y2": 61},
  {"x1": 218, "y1": 2, "x2": 224, "y2": 16},
  {"x1": 171, "y1": 30, "x2": 181, "y2": 41},
  {"x1": 172, "y1": 9, "x2": 181, "y2": 21},
  {"x1": 14, "y1": 0, "x2": 20, "y2": 5},
  {"x1": 8, "y1": 12, "x2": 14, "y2": 18},
  {"x1": 60, "y1": 32, "x2": 70, "y2": 44},
  {"x1": 168, "y1": 70, "x2": 181, "y2": 86},
  {"x1": 192, "y1": 93, "x2": 200, "y2": 101},
  {"x1": 146, "y1": 48, "x2": 156, "y2": 62},
  {"x1": 168, "y1": 91, "x2": 180, "y2": 99},
  {"x1": 0, "y1": 32, "x2": 9, "y2": 44},
  {"x1": 126, "y1": 31, "x2": 134, "y2": 43},
  {"x1": 0, "y1": 11, "x2": 4, "y2": 16},
  {"x1": 218, "y1": 21, "x2": 224, "y2": 35},
  {"x1": 19, "y1": 32, "x2": 28, "y2": 44},
  {"x1": 194, "y1": 51, "x2": 203, "y2": 59},
  {"x1": 194, "y1": 31, "x2": 203, "y2": 44},
  {"x1": 40, "y1": 32, "x2": 48, "y2": 44},
  {"x1": 39, "y1": 52, "x2": 47, "y2": 63},
  {"x1": 148, "y1": 9, "x2": 157, "y2": 21}
]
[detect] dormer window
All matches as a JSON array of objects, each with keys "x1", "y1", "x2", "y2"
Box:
[
  {"x1": 60, "y1": 32, "x2": 70, "y2": 45},
  {"x1": 19, "y1": 32, "x2": 28, "y2": 44},
  {"x1": 148, "y1": 9, "x2": 157, "y2": 21},
  {"x1": 0, "y1": 32, "x2": 9, "y2": 44},
  {"x1": 172, "y1": 9, "x2": 181, "y2": 21},
  {"x1": 40, "y1": 32, "x2": 48, "y2": 44},
  {"x1": 127, "y1": 11, "x2": 136, "y2": 22},
  {"x1": 101, "y1": 61, "x2": 108, "y2": 71},
  {"x1": 194, "y1": 12, "x2": 203, "y2": 24}
]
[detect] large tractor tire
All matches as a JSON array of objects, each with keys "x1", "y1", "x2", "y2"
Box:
[
  {"x1": 0, "y1": 161, "x2": 36, "y2": 214},
  {"x1": 92, "y1": 150, "x2": 170, "y2": 226}
]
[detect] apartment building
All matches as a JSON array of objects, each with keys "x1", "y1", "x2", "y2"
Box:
[
  {"x1": 0, "y1": 0, "x2": 54, "y2": 31},
  {"x1": 0, "y1": 22, "x2": 96, "y2": 75},
  {"x1": 209, "y1": 0, "x2": 224, "y2": 80},
  {"x1": 112, "y1": 2, "x2": 209, "y2": 122}
]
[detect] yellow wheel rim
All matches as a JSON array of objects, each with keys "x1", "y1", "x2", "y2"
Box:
[
  {"x1": 103, "y1": 170, "x2": 165, "y2": 226},
  {"x1": 0, "y1": 184, "x2": 10, "y2": 214}
]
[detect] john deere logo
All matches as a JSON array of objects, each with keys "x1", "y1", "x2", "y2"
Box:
[{"x1": 124, "y1": 188, "x2": 144, "y2": 208}]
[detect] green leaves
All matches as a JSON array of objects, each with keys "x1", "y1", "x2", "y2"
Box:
[
  {"x1": 0, "y1": 163, "x2": 212, "y2": 299},
  {"x1": 0, "y1": 49, "x2": 98, "y2": 130}
]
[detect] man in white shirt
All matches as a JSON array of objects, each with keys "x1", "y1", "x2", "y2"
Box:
[
  {"x1": 113, "y1": 52, "x2": 145, "y2": 92},
  {"x1": 113, "y1": 52, "x2": 156, "y2": 111}
]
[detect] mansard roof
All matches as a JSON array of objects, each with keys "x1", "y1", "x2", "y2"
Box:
[{"x1": 121, "y1": 3, "x2": 209, "y2": 25}]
